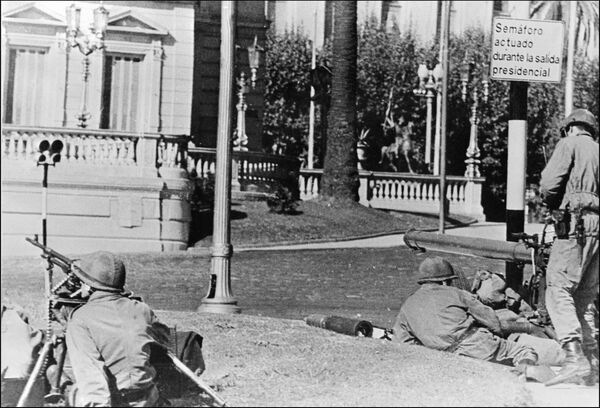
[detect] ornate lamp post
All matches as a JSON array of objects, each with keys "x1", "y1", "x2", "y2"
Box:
[
  {"x1": 233, "y1": 36, "x2": 263, "y2": 151},
  {"x1": 413, "y1": 62, "x2": 442, "y2": 170},
  {"x1": 65, "y1": 2, "x2": 109, "y2": 128},
  {"x1": 460, "y1": 55, "x2": 489, "y2": 179}
]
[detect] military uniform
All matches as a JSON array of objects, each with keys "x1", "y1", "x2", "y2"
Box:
[
  {"x1": 393, "y1": 283, "x2": 538, "y2": 366},
  {"x1": 64, "y1": 251, "x2": 170, "y2": 406},
  {"x1": 539, "y1": 108, "x2": 599, "y2": 385},
  {"x1": 66, "y1": 292, "x2": 170, "y2": 407}
]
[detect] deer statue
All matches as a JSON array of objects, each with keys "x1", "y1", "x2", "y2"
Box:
[{"x1": 379, "y1": 88, "x2": 416, "y2": 173}]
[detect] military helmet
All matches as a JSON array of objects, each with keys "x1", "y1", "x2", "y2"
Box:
[
  {"x1": 416, "y1": 257, "x2": 458, "y2": 284},
  {"x1": 560, "y1": 108, "x2": 598, "y2": 136},
  {"x1": 73, "y1": 251, "x2": 126, "y2": 292}
]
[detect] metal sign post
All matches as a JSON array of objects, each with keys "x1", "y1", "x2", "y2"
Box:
[
  {"x1": 438, "y1": 1, "x2": 451, "y2": 233},
  {"x1": 490, "y1": 16, "x2": 564, "y2": 290}
]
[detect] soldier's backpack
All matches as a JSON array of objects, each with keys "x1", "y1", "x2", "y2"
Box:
[{"x1": 150, "y1": 328, "x2": 205, "y2": 399}]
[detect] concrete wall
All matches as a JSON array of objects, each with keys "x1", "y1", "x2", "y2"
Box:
[
  {"x1": 1, "y1": 128, "x2": 192, "y2": 256},
  {"x1": 2, "y1": 163, "x2": 191, "y2": 256}
]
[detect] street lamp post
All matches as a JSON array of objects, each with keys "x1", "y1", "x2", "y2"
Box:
[
  {"x1": 459, "y1": 55, "x2": 489, "y2": 179},
  {"x1": 233, "y1": 36, "x2": 263, "y2": 152},
  {"x1": 197, "y1": 1, "x2": 239, "y2": 314},
  {"x1": 413, "y1": 62, "x2": 442, "y2": 171},
  {"x1": 65, "y1": 2, "x2": 108, "y2": 128}
]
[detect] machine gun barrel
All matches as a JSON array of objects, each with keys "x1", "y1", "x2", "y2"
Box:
[
  {"x1": 404, "y1": 230, "x2": 532, "y2": 264},
  {"x1": 26, "y1": 237, "x2": 73, "y2": 269}
]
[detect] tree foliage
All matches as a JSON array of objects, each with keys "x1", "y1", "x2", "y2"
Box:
[
  {"x1": 263, "y1": 28, "x2": 312, "y2": 158},
  {"x1": 263, "y1": 23, "x2": 599, "y2": 219}
]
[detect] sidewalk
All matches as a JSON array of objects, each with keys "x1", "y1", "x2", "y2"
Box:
[{"x1": 238, "y1": 221, "x2": 549, "y2": 252}]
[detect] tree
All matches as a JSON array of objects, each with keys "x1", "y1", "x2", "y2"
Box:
[
  {"x1": 530, "y1": 1, "x2": 599, "y2": 113},
  {"x1": 320, "y1": 1, "x2": 360, "y2": 203},
  {"x1": 529, "y1": 1, "x2": 599, "y2": 57}
]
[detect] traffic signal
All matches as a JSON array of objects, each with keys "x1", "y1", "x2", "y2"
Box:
[{"x1": 36, "y1": 139, "x2": 64, "y2": 165}]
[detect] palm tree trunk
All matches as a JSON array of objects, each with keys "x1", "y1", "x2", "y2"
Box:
[
  {"x1": 320, "y1": 1, "x2": 359, "y2": 203},
  {"x1": 565, "y1": 0, "x2": 577, "y2": 115}
]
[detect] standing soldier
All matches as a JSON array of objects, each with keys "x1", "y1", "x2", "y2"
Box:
[{"x1": 540, "y1": 108, "x2": 599, "y2": 386}]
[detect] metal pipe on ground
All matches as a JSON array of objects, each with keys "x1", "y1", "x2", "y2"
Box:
[{"x1": 403, "y1": 229, "x2": 532, "y2": 264}]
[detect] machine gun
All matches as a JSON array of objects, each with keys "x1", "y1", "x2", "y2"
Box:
[
  {"x1": 510, "y1": 219, "x2": 554, "y2": 326},
  {"x1": 19, "y1": 236, "x2": 227, "y2": 407},
  {"x1": 17, "y1": 236, "x2": 86, "y2": 407}
]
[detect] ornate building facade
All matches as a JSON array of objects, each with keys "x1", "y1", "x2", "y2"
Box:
[{"x1": 1, "y1": 1, "x2": 196, "y2": 255}]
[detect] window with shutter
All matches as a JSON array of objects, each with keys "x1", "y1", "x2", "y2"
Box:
[
  {"x1": 100, "y1": 54, "x2": 142, "y2": 132},
  {"x1": 3, "y1": 47, "x2": 47, "y2": 125}
]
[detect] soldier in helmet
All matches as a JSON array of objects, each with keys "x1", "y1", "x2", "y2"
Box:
[
  {"x1": 540, "y1": 108, "x2": 599, "y2": 386},
  {"x1": 393, "y1": 257, "x2": 539, "y2": 371},
  {"x1": 65, "y1": 251, "x2": 171, "y2": 406}
]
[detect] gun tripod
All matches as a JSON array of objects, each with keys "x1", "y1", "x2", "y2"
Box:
[{"x1": 16, "y1": 334, "x2": 68, "y2": 407}]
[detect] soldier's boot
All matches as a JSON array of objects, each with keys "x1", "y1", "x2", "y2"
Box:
[
  {"x1": 583, "y1": 346, "x2": 599, "y2": 385},
  {"x1": 545, "y1": 340, "x2": 591, "y2": 386}
]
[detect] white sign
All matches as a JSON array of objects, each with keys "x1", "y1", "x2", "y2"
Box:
[{"x1": 490, "y1": 17, "x2": 565, "y2": 83}]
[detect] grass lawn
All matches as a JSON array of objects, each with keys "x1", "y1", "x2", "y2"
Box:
[{"x1": 191, "y1": 199, "x2": 475, "y2": 248}]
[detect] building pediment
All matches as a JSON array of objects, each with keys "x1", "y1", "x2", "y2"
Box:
[
  {"x1": 107, "y1": 10, "x2": 168, "y2": 36},
  {"x1": 2, "y1": 2, "x2": 66, "y2": 27}
]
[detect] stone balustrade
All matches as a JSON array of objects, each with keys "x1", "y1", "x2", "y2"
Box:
[
  {"x1": 2, "y1": 125, "x2": 186, "y2": 168},
  {"x1": 186, "y1": 147, "x2": 300, "y2": 192},
  {"x1": 1, "y1": 125, "x2": 191, "y2": 255},
  {"x1": 300, "y1": 169, "x2": 486, "y2": 220},
  {"x1": 2, "y1": 124, "x2": 487, "y2": 256}
]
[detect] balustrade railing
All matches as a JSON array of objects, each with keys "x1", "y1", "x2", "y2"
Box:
[
  {"x1": 2, "y1": 125, "x2": 485, "y2": 219},
  {"x1": 300, "y1": 169, "x2": 485, "y2": 220},
  {"x1": 186, "y1": 147, "x2": 300, "y2": 190},
  {"x1": 1, "y1": 125, "x2": 187, "y2": 168}
]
